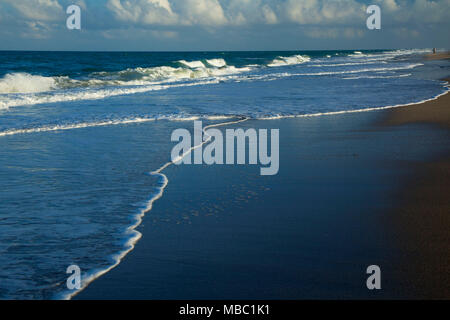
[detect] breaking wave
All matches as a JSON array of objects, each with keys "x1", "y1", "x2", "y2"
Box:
[
  {"x1": 0, "y1": 73, "x2": 61, "y2": 94},
  {"x1": 0, "y1": 59, "x2": 248, "y2": 95},
  {"x1": 0, "y1": 79, "x2": 221, "y2": 110},
  {"x1": 267, "y1": 54, "x2": 311, "y2": 67}
]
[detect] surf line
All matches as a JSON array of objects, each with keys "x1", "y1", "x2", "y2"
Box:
[
  {"x1": 64, "y1": 116, "x2": 249, "y2": 300},
  {"x1": 256, "y1": 85, "x2": 450, "y2": 120}
]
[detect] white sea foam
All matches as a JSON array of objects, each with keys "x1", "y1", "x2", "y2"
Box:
[
  {"x1": 346, "y1": 48, "x2": 431, "y2": 62},
  {"x1": 347, "y1": 51, "x2": 365, "y2": 58},
  {"x1": 250, "y1": 63, "x2": 422, "y2": 83},
  {"x1": 0, "y1": 73, "x2": 60, "y2": 93},
  {"x1": 0, "y1": 117, "x2": 156, "y2": 137},
  {"x1": 267, "y1": 55, "x2": 310, "y2": 67},
  {"x1": 310, "y1": 61, "x2": 385, "y2": 67},
  {"x1": 291, "y1": 63, "x2": 424, "y2": 76},
  {"x1": 257, "y1": 88, "x2": 449, "y2": 120},
  {"x1": 205, "y1": 115, "x2": 236, "y2": 120},
  {"x1": 0, "y1": 79, "x2": 219, "y2": 110},
  {"x1": 59, "y1": 171, "x2": 169, "y2": 300},
  {"x1": 0, "y1": 114, "x2": 240, "y2": 138},
  {"x1": 178, "y1": 60, "x2": 206, "y2": 69},
  {"x1": 343, "y1": 73, "x2": 412, "y2": 80},
  {"x1": 381, "y1": 48, "x2": 431, "y2": 56},
  {"x1": 103, "y1": 64, "x2": 248, "y2": 85},
  {"x1": 205, "y1": 58, "x2": 227, "y2": 67}
]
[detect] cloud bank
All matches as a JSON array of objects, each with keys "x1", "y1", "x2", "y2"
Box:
[{"x1": 0, "y1": 0, "x2": 449, "y2": 50}]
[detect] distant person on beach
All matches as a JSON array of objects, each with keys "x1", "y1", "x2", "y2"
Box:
[{"x1": 433, "y1": 48, "x2": 437, "y2": 54}]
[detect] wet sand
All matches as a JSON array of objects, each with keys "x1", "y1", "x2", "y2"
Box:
[
  {"x1": 424, "y1": 52, "x2": 450, "y2": 61},
  {"x1": 381, "y1": 79, "x2": 450, "y2": 298},
  {"x1": 383, "y1": 78, "x2": 450, "y2": 128}
]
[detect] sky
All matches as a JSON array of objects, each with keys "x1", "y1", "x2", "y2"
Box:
[{"x1": 0, "y1": 0, "x2": 449, "y2": 51}]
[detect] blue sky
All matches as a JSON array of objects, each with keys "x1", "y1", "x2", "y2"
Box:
[{"x1": 0, "y1": 0, "x2": 449, "y2": 51}]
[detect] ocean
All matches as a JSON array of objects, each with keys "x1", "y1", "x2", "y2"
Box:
[{"x1": 0, "y1": 49, "x2": 448, "y2": 299}]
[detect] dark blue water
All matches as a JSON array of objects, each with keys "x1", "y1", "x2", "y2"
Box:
[
  {"x1": 0, "y1": 49, "x2": 448, "y2": 299},
  {"x1": 0, "y1": 49, "x2": 448, "y2": 125}
]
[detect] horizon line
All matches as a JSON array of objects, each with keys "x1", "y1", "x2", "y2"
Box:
[{"x1": 0, "y1": 48, "x2": 414, "y2": 53}]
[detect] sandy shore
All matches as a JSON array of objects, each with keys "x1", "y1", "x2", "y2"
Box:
[
  {"x1": 383, "y1": 78, "x2": 450, "y2": 128},
  {"x1": 382, "y1": 79, "x2": 450, "y2": 298},
  {"x1": 424, "y1": 52, "x2": 450, "y2": 61},
  {"x1": 76, "y1": 101, "x2": 450, "y2": 299}
]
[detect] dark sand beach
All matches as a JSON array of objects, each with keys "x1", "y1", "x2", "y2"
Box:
[
  {"x1": 424, "y1": 52, "x2": 450, "y2": 61},
  {"x1": 383, "y1": 78, "x2": 450, "y2": 128},
  {"x1": 75, "y1": 84, "x2": 450, "y2": 299},
  {"x1": 380, "y1": 78, "x2": 450, "y2": 298}
]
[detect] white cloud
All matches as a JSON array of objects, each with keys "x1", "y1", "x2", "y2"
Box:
[
  {"x1": 284, "y1": 0, "x2": 365, "y2": 25},
  {"x1": 3, "y1": 0, "x2": 63, "y2": 21},
  {"x1": 224, "y1": 0, "x2": 278, "y2": 25},
  {"x1": 1, "y1": 0, "x2": 449, "y2": 46},
  {"x1": 105, "y1": 0, "x2": 450, "y2": 29},
  {"x1": 261, "y1": 4, "x2": 277, "y2": 24},
  {"x1": 107, "y1": 0, "x2": 178, "y2": 25},
  {"x1": 107, "y1": 0, "x2": 228, "y2": 26},
  {"x1": 73, "y1": 0, "x2": 87, "y2": 10},
  {"x1": 22, "y1": 21, "x2": 52, "y2": 38},
  {"x1": 371, "y1": 0, "x2": 450, "y2": 25},
  {"x1": 175, "y1": 0, "x2": 228, "y2": 26},
  {"x1": 381, "y1": 0, "x2": 399, "y2": 12},
  {"x1": 411, "y1": 0, "x2": 450, "y2": 23}
]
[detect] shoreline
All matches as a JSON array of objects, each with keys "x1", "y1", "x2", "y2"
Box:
[
  {"x1": 1, "y1": 87, "x2": 448, "y2": 138},
  {"x1": 382, "y1": 78, "x2": 450, "y2": 128},
  {"x1": 61, "y1": 117, "x2": 250, "y2": 300},
  {"x1": 75, "y1": 82, "x2": 450, "y2": 299},
  {"x1": 424, "y1": 52, "x2": 450, "y2": 61}
]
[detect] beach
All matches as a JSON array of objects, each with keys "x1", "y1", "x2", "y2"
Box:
[
  {"x1": 1, "y1": 0, "x2": 450, "y2": 305},
  {"x1": 75, "y1": 86, "x2": 450, "y2": 299},
  {"x1": 425, "y1": 52, "x2": 450, "y2": 61},
  {"x1": 1, "y1": 49, "x2": 449, "y2": 300},
  {"x1": 383, "y1": 78, "x2": 450, "y2": 128},
  {"x1": 380, "y1": 79, "x2": 450, "y2": 298}
]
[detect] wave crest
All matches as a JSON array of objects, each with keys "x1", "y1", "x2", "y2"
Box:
[
  {"x1": 0, "y1": 73, "x2": 61, "y2": 94},
  {"x1": 0, "y1": 58, "x2": 249, "y2": 102},
  {"x1": 267, "y1": 55, "x2": 310, "y2": 67}
]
